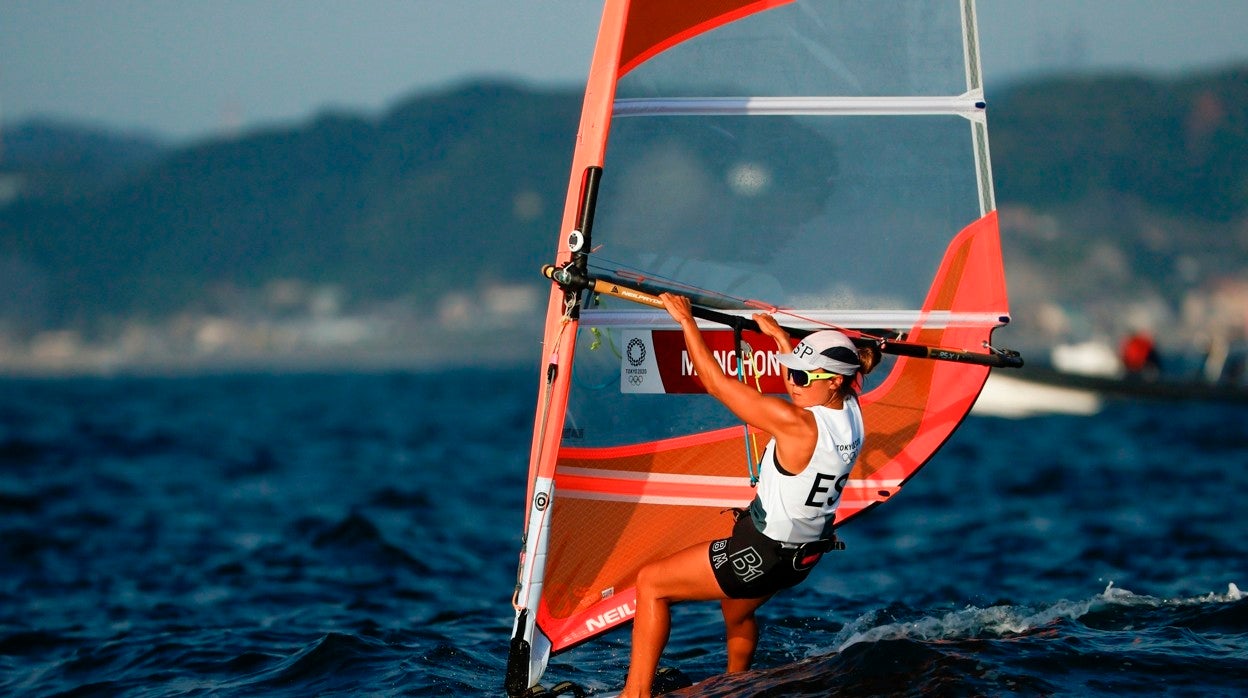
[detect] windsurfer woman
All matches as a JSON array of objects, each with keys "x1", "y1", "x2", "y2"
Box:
[{"x1": 620, "y1": 292, "x2": 878, "y2": 697}]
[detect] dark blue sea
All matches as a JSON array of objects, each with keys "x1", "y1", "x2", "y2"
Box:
[{"x1": 2, "y1": 369, "x2": 1245, "y2": 696}]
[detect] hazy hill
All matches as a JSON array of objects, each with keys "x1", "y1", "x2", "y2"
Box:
[
  {"x1": 992, "y1": 67, "x2": 1248, "y2": 222},
  {"x1": 1, "y1": 82, "x2": 580, "y2": 331},
  {"x1": 0, "y1": 120, "x2": 167, "y2": 205},
  {"x1": 1, "y1": 67, "x2": 1246, "y2": 361}
]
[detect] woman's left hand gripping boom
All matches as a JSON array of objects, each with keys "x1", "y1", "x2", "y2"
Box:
[{"x1": 656, "y1": 292, "x2": 813, "y2": 446}]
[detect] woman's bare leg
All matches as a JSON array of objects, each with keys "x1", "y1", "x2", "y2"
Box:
[
  {"x1": 619, "y1": 543, "x2": 724, "y2": 698},
  {"x1": 720, "y1": 596, "x2": 770, "y2": 672}
]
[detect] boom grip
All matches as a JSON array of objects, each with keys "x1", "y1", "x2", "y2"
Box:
[{"x1": 541, "y1": 265, "x2": 1023, "y2": 369}]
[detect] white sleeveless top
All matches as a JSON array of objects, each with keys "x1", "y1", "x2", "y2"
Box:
[{"x1": 748, "y1": 397, "x2": 864, "y2": 543}]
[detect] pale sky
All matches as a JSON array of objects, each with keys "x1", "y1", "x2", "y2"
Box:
[{"x1": 3, "y1": 0, "x2": 1247, "y2": 141}]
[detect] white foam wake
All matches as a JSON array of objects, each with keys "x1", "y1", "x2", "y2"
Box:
[{"x1": 833, "y1": 581, "x2": 1243, "y2": 653}]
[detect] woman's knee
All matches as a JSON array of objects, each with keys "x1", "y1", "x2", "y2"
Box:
[
  {"x1": 635, "y1": 543, "x2": 720, "y2": 603},
  {"x1": 636, "y1": 562, "x2": 695, "y2": 603},
  {"x1": 635, "y1": 562, "x2": 663, "y2": 599}
]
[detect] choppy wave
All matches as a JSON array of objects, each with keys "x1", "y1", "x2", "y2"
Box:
[
  {"x1": 1, "y1": 372, "x2": 1246, "y2": 696},
  {"x1": 667, "y1": 584, "x2": 1247, "y2": 697}
]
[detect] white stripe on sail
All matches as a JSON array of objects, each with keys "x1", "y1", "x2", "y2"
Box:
[
  {"x1": 614, "y1": 92, "x2": 986, "y2": 120},
  {"x1": 557, "y1": 466, "x2": 746, "y2": 487},
  {"x1": 559, "y1": 492, "x2": 749, "y2": 507},
  {"x1": 556, "y1": 466, "x2": 904, "y2": 507}
]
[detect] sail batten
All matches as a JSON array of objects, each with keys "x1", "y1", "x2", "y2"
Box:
[{"x1": 614, "y1": 93, "x2": 987, "y2": 118}]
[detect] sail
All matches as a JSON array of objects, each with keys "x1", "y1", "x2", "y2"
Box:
[{"x1": 507, "y1": 1, "x2": 1010, "y2": 693}]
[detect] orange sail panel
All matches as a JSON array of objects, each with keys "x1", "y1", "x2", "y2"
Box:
[{"x1": 539, "y1": 430, "x2": 755, "y2": 650}]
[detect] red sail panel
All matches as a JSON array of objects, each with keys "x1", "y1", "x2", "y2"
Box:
[
  {"x1": 618, "y1": 0, "x2": 793, "y2": 76},
  {"x1": 852, "y1": 211, "x2": 1006, "y2": 505}
]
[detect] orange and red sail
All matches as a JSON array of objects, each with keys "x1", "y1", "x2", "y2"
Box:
[{"x1": 508, "y1": 1, "x2": 1010, "y2": 694}]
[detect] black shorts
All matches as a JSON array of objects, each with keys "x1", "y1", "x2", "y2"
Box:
[{"x1": 708, "y1": 512, "x2": 818, "y2": 599}]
